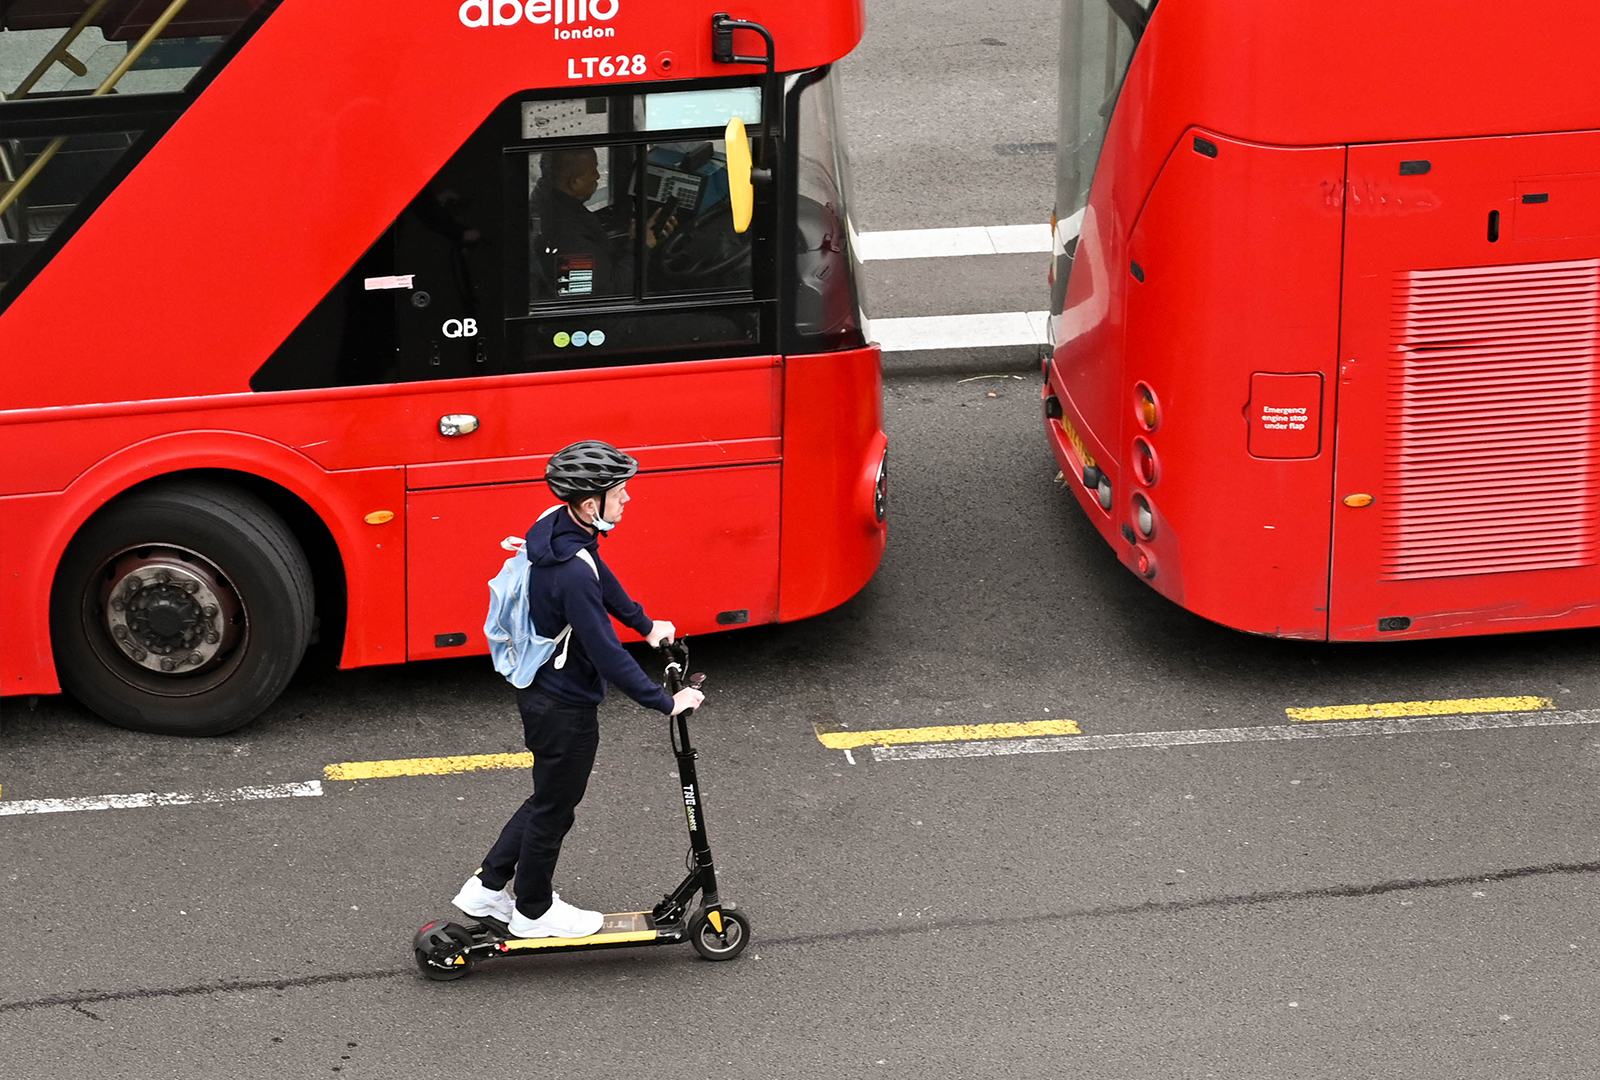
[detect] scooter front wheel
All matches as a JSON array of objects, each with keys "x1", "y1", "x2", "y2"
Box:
[
  {"x1": 413, "y1": 920, "x2": 475, "y2": 981},
  {"x1": 690, "y1": 907, "x2": 751, "y2": 961}
]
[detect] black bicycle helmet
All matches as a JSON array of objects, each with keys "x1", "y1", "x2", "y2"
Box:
[{"x1": 546, "y1": 440, "x2": 638, "y2": 502}]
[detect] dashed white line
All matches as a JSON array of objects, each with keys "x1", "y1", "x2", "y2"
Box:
[
  {"x1": 872, "y1": 709, "x2": 1600, "y2": 762},
  {"x1": 0, "y1": 780, "x2": 324, "y2": 816}
]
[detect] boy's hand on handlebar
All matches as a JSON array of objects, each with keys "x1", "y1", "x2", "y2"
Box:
[
  {"x1": 647, "y1": 620, "x2": 677, "y2": 648},
  {"x1": 670, "y1": 687, "x2": 705, "y2": 716}
]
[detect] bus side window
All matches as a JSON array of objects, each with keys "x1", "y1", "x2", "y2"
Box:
[
  {"x1": 1, "y1": 8, "x2": 271, "y2": 303},
  {"x1": 642, "y1": 139, "x2": 753, "y2": 298},
  {"x1": 527, "y1": 144, "x2": 638, "y2": 304},
  {"x1": 789, "y1": 69, "x2": 867, "y2": 352},
  {"x1": 253, "y1": 142, "x2": 504, "y2": 392}
]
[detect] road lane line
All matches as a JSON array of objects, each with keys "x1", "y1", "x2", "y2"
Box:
[
  {"x1": 855, "y1": 224, "x2": 1051, "y2": 261},
  {"x1": 1287, "y1": 696, "x2": 1553, "y2": 722},
  {"x1": 0, "y1": 781, "x2": 323, "y2": 816},
  {"x1": 817, "y1": 719, "x2": 1081, "y2": 750},
  {"x1": 873, "y1": 310, "x2": 1051, "y2": 352},
  {"x1": 872, "y1": 708, "x2": 1600, "y2": 763},
  {"x1": 325, "y1": 752, "x2": 533, "y2": 781}
]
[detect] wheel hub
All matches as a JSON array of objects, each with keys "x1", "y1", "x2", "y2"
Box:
[{"x1": 103, "y1": 553, "x2": 235, "y2": 674}]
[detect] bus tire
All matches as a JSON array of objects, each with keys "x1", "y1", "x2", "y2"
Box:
[{"x1": 50, "y1": 479, "x2": 315, "y2": 737}]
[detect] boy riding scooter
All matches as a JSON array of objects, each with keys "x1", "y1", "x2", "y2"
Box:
[{"x1": 453, "y1": 440, "x2": 704, "y2": 938}]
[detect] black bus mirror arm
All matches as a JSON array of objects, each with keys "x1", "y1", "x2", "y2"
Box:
[{"x1": 711, "y1": 13, "x2": 778, "y2": 171}]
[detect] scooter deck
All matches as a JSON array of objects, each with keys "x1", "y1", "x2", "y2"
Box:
[{"x1": 472, "y1": 910, "x2": 685, "y2": 953}]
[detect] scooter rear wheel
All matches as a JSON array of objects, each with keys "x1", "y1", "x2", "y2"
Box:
[
  {"x1": 690, "y1": 907, "x2": 751, "y2": 961},
  {"x1": 413, "y1": 921, "x2": 475, "y2": 981}
]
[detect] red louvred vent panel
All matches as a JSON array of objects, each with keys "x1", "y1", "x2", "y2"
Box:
[{"x1": 1383, "y1": 259, "x2": 1600, "y2": 580}]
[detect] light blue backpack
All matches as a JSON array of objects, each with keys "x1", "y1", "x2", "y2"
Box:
[{"x1": 484, "y1": 506, "x2": 598, "y2": 688}]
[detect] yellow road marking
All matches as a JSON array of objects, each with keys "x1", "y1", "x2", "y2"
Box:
[
  {"x1": 324, "y1": 752, "x2": 532, "y2": 781},
  {"x1": 815, "y1": 719, "x2": 1081, "y2": 750},
  {"x1": 1286, "y1": 696, "x2": 1554, "y2": 723}
]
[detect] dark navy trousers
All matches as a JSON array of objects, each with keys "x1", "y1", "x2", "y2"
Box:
[{"x1": 477, "y1": 684, "x2": 600, "y2": 920}]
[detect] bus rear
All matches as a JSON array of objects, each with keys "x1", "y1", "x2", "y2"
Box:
[
  {"x1": 1044, "y1": 0, "x2": 1600, "y2": 643},
  {"x1": 0, "y1": 0, "x2": 884, "y2": 734}
]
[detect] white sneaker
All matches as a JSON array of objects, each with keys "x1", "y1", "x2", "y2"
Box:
[
  {"x1": 452, "y1": 876, "x2": 514, "y2": 922},
  {"x1": 508, "y1": 892, "x2": 604, "y2": 938}
]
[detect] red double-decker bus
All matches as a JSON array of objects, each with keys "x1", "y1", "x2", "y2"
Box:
[
  {"x1": 0, "y1": 0, "x2": 884, "y2": 735},
  {"x1": 1044, "y1": 0, "x2": 1600, "y2": 643}
]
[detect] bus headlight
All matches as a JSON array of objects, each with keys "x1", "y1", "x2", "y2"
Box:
[{"x1": 874, "y1": 449, "x2": 888, "y2": 522}]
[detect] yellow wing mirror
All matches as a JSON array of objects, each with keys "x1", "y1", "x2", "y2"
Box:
[{"x1": 725, "y1": 116, "x2": 754, "y2": 235}]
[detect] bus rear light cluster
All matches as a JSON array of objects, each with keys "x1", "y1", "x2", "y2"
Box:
[
  {"x1": 1135, "y1": 383, "x2": 1160, "y2": 431},
  {"x1": 1132, "y1": 493, "x2": 1155, "y2": 539},
  {"x1": 1132, "y1": 437, "x2": 1158, "y2": 486},
  {"x1": 1136, "y1": 549, "x2": 1156, "y2": 579},
  {"x1": 1096, "y1": 473, "x2": 1113, "y2": 510}
]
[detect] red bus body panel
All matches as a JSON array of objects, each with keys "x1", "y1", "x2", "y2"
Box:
[
  {"x1": 0, "y1": 0, "x2": 864, "y2": 410},
  {"x1": 0, "y1": 1, "x2": 882, "y2": 696},
  {"x1": 1047, "y1": 0, "x2": 1600, "y2": 642},
  {"x1": 1332, "y1": 133, "x2": 1600, "y2": 640},
  {"x1": 1, "y1": 346, "x2": 885, "y2": 693},
  {"x1": 778, "y1": 347, "x2": 888, "y2": 621}
]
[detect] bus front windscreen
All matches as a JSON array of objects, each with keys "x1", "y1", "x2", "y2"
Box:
[{"x1": 1056, "y1": 0, "x2": 1151, "y2": 232}]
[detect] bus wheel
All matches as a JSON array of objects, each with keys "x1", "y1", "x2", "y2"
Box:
[{"x1": 50, "y1": 480, "x2": 315, "y2": 737}]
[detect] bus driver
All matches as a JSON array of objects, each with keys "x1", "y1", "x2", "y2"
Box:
[{"x1": 531, "y1": 146, "x2": 676, "y2": 299}]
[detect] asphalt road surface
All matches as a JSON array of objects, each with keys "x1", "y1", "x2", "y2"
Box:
[{"x1": 8, "y1": 3, "x2": 1600, "y2": 1078}]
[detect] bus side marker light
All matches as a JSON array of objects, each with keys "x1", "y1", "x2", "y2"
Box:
[
  {"x1": 364, "y1": 511, "x2": 395, "y2": 525},
  {"x1": 1343, "y1": 494, "x2": 1374, "y2": 508},
  {"x1": 1192, "y1": 137, "x2": 1218, "y2": 158},
  {"x1": 1399, "y1": 160, "x2": 1432, "y2": 176}
]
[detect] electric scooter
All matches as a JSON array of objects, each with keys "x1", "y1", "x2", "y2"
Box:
[{"x1": 412, "y1": 640, "x2": 750, "y2": 979}]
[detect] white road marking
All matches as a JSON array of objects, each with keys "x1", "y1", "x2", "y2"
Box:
[
  {"x1": 0, "y1": 780, "x2": 323, "y2": 816},
  {"x1": 856, "y1": 224, "x2": 1051, "y2": 261},
  {"x1": 874, "y1": 310, "x2": 1051, "y2": 353},
  {"x1": 872, "y1": 709, "x2": 1600, "y2": 763},
  {"x1": 854, "y1": 223, "x2": 1057, "y2": 353}
]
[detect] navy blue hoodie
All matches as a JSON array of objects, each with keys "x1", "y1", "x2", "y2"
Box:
[{"x1": 526, "y1": 507, "x2": 675, "y2": 714}]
